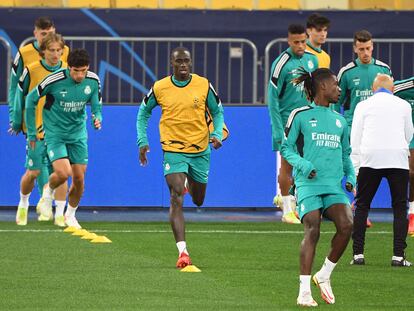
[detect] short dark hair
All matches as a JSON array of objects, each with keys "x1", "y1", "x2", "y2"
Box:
[
  {"x1": 354, "y1": 30, "x2": 372, "y2": 45},
  {"x1": 171, "y1": 46, "x2": 191, "y2": 58},
  {"x1": 293, "y1": 68, "x2": 335, "y2": 102},
  {"x1": 288, "y1": 24, "x2": 306, "y2": 35},
  {"x1": 67, "y1": 49, "x2": 90, "y2": 67},
  {"x1": 34, "y1": 16, "x2": 54, "y2": 30},
  {"x1": 306, "y1": 13, "x2": 330, "y2": 29}
]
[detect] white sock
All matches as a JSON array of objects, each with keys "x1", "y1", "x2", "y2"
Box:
[
  {"x1": 392, "y1": 256, "x2": 404, "y2": 261},
  {"x1": 318, "y1": 257, "x2": 337, "y2": 280},
  {"x1": 282, "y1": 196, "x2": 292, "y2": 215},
  {"x1": 19, "y1": 192, "x2": 30, "y2": 209},
  {"x1": 43, "y1": 185, "x2": 55, "y2": 201},
  {"x1": 299, "y1": 275, "x2": 311, "y2": 294},
  {"x1": 409, "y1": 201, "x2": 414, "y2": 214},
  {"x1": 55, "y1": 200, "x2": 66, "y2": 217},
  {"x1": 176, "y1": 241, "x2": 188, "y2": 255},
  {"x1": 65, "y1": 204, "x2": 78, "y2": 218}
]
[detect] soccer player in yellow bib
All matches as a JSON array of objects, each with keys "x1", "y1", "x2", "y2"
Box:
[
  {"x1": 12, "y1": 34, "x2": 69, "y2": 226},
  {"x1": 137, "y1": 47, "x2": 225, "y2": 269},
  {"x1": 306, "y1": 13, "x2": 331, "y2": 69},
  {"x1": 8, "y1": 17, "x2": 69, "y2": 123},
  {"x1": 8, "y1": 17, "x2": 69, "y2": 224}
]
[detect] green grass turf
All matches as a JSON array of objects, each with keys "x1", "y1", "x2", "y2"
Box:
[{"x1": 0, "y1": 221, "x2": 413, "y2": 310}]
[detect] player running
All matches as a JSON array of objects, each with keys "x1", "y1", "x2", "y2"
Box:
[
  {"x1": 25, "y1": 48, "x2": 102, "y2": 229},
  {"x1": 137, "y1": 47, "x2": 225, "y2": 268},
  {"x1": 12, "y1": 33, "x2": 68, "y2": 226}
]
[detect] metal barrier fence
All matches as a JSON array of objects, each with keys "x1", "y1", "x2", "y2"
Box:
[
  {"x1": 0, "y1": 37, "x2": 11, "y2": 104},
  {"x1": 264, "y1": 38, "x2": 414, "y2": 103},
  {"x1": 21, "y1": 36, "x2": 258, "y2": 105},
  {"x1": 2, "y1": 37, "x2": 413, "y2": 105}
]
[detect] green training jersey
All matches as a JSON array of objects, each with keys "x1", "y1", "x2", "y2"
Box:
[
  {"x1": 394, "y1": 77, "x2": 414, "y2": 122},
  {"x1": 267, "y1": 48, "x2": 318, "y2": 151},
  {"x1": 281, "y1": 105, "x2": 355, "y2": 201},
  {"x1": 25, "y1": 68, "x2": 102, "y2": 142},
  {"x1": 333, "y1": 58, "x2": 392, "y2": 127},
  {"x1": 8, "y1": 41, "x2": 70, "y2": 123},
  {"x1": 12, "y1": 59, "x2": 66, "y2": 136},
  {"x1": 137, "y1": 74, "x2": 224, "y2": 155}
]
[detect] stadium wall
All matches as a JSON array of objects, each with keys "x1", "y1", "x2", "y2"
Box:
[
  {"x1": 1, "y1": 9, "x2": 414, "y2": 103},
  {"x1": 0, "y1": 8, "x2": 401, "y2": 208},
  {"x1": 0, "y1": 105, "x2": 391, "y2": 208}
]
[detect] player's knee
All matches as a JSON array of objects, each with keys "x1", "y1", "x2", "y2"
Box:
[
  {"x1": 55, "y1": 170, "x2": 70, "y2": 181},
  {"x1": 192, "y1": 195, "x2": 204, "y2": 207},
  {"x1": 72, "y1": 175, "x2": 84, "y2": 187},
  {"x1": 305, "y1": 226, "x2": 320, "y2": 243},
  {"x1": 339, "y1": 219, "x2": 353, "y2": 236},
  {"x1": 26, "y1": 169, "x2": 40, "y2": 180},
  {"x1": 170, "y1": 189, "x2": 184, "y2": 205}
]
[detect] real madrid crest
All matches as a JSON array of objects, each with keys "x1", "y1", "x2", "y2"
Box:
[
  {"x1": 84, "y1": 85, "x2": 91, "y2": 95},
  {"x1": 336, "y1": 119, "x2": 342, "y2": 128}
]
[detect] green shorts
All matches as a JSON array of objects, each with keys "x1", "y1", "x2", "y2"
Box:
[
  {"x1": 25, "y1": 139, "x2": 47, "y2": 171},
  {"x1": 46, "y1": 138, "x2": 88, "y2": 165},
  {"x1": 297, "y1": 193, "x2": 350, "y2": 222},
  {"x1": 163, "y1": 150, "x2": 210, "y2": 183},
  {"x1": 410, "y1": 137, "x2": 414, "y2": 149}
]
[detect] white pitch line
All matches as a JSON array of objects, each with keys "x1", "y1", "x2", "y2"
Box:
[{"x1": 0, "y1": 229, "x2": 395, "y2": 234}]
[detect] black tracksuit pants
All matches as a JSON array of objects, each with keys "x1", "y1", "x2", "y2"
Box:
[{"x1": 352, "y1": 167, "x2": 409, "y2": 257}]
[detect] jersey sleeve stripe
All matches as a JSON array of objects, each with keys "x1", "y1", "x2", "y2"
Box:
[
  {"x1": 271, "y1": 53, "x2": 290, "y2": 84},
  {"x1": 394, "y1": 81, "x2": 414, "y2": 94},
  {"x1": 143, "y1": 88, "x2": 154, "y2": 105},
  {"x1": 374, "y1": 59, "x2": 391, "y2": 69},
  {"x1": 209, "y1": 83, "x2": 221, "y2": 105},
  {"x1": 284, "y1": 105, "x2": 312, "y2": 136},
  {"x1": 337, "y1": 62, "x2": 356, "y2": 81},
  {"x1": 17, "y1": 67, "x2": 28, "y2": 91},
  {"x1": 11, "y1": 52, "x2": 21, "y2": 75},
  {"x1": 38, "y1": 71, "x2": 66, "y2": 95},
  {"x1": 86, "y1": 71, "x2": 102, "y2": 102}
]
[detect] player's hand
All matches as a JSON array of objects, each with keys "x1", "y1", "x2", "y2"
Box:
[
  {"x1": 346, "y1": 182, "x2": 354, "y2": 192},
  {"x1": 92, "y1": 114, "x2": 101, "y2": 130},
  {"x1": 211, "y1": 137, "x2": 222, "y2": 150},
  {"x1": 308, "y1": 169, "x2": 316, "y2": 179},
  {"x1": 29, "y1": 140, "x2": 36, "y2": 150},
  {"x1": 7, "y1": 127, "x2": 20, "y2": 135},
  {"x1": 139, "y1": 145, "x2": 150, "y2": 166}
]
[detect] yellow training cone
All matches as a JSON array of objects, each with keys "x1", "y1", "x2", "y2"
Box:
[
  {"x1": 81, "y1": 233, "x2": 98, "y2": 240},
  {"x1": 63, "y1": 226, "x2": 77, "y2": 233},
  {"x1": 90, "y1": 236, "x2": 112, "y2": 243},
  {"x1": 72, "y1": 229, "x2": 89, "y2": 236},
  {"x1": 180, "y1": 265, "x2": 201, "y2": 272}
]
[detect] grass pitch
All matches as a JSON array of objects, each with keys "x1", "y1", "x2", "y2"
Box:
[{"x1": 0, "y1": 221, "x2": 413, "y2": 310}]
